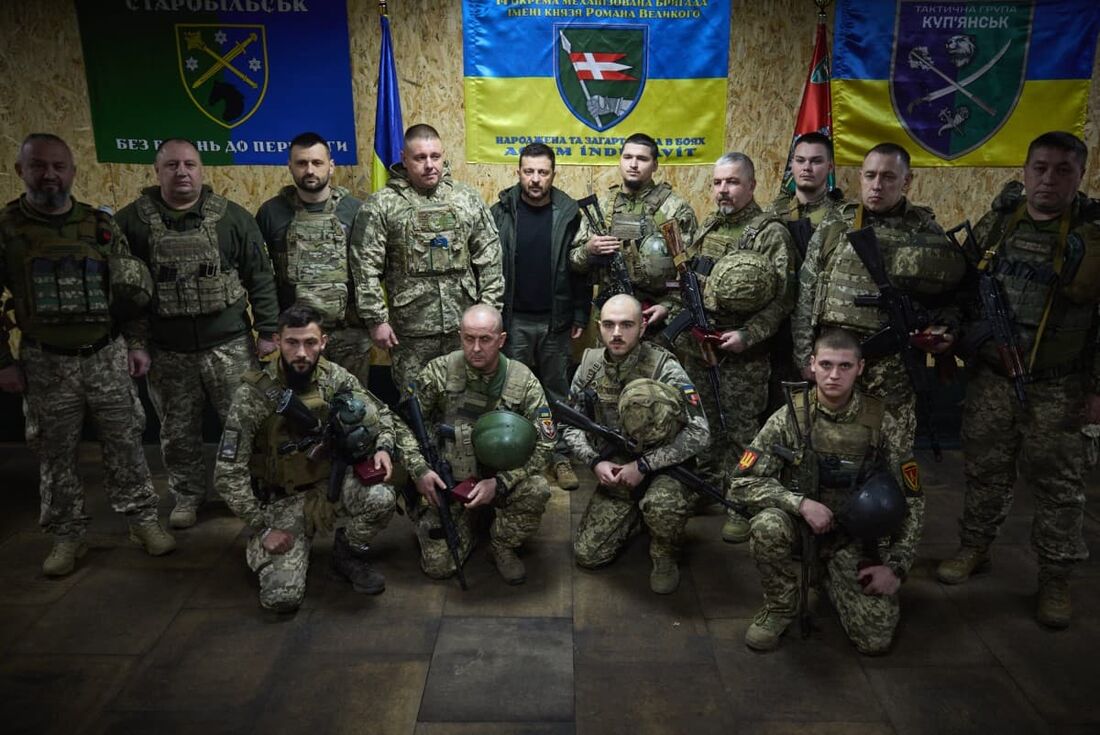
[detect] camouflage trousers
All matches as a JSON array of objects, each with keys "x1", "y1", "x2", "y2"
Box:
[
  {"x1": 505, "y1": 312, "x2": 573, "y2": 461},
  {"x1": 749, "y1": 507, "x2": 899, "y2": 654},
  {"x1": 245, "y1": 474, "x2": 396, "y2": 610},
  {"x1": 147, "y1": 334, "x2": 255, "y2": 508},
  {"x1": 391, "y1": 332, "x2": 461, "y2": 397},
  {"x1": 574, "y1": 475, "x2": 693, "y2": 568},
  {"x1": 415, "y1": 475, "x2": 551, "y2": 579},
  {"x1": 960, "y1": 364, "x2": 1089, "y2": 569},
  {"x1": 22, "y1": 336, "x2": 160, "y2": 538},
  {"x1": 861, "y1": 353, "x2": 917, "y2": 453},
  {"x1": 324, "y1": 326, "x2": 374, "y2": 389}
]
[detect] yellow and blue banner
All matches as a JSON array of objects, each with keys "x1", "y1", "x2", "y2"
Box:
[
  {"x1": 462, "y1": 1, "x2": 730, "y2": 165},
  {"x1": 833, "y1": 0, "x2": 1100, "y2": 166},
  {"x1": 372, "y1": 13, "x2": 404, "y2": 192}
]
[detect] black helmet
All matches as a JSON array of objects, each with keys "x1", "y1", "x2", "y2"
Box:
[{"x1": 840, "y1": 471, "x2": 907, "y2": 540}]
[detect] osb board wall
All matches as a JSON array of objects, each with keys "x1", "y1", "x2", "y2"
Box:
[{"x1": 1, "y1": 0, "x2": 1098, "y2": 229}]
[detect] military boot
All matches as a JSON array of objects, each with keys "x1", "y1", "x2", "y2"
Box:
[
  {"x1": 490, "y1": 541, "x2": 527, "y2": 585},
  {"x1": 936, "y1": 546, "x2": 990, "y2": 585},
  {"x1": 1036, "y1": 573, "x2": 1071, "y2": 629},
  {"x1": 649, "y1": 556, "x2": 680, "y2": 594},
  {"x1": 129, "y1": 519, "x2": 177, "y2": 556},
  {"x1": 332, "y1": 528, "x2": 385, "y2": 594},
  {"x1": 721, "y1": 511, "x2": 751, "y2": 544},
  {"x1": 169, "y1": 501, "x2": 199, "y2": 530},
  {"x1": 745, "y1": 606, "x2": 796, "y2": 651},
  {"x1": 554, "y1": 459, "x2": 580, "y2": 491},
  {"x1": 42, "y1": 537, "x2": 88, "y2": 577}
]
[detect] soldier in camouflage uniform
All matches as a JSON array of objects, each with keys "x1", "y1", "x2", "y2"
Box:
[
  {"x1": 400, "y1": 304, "x2": 553, "y2": 584},
  {"x1": 0, "y1": 134, "x2": 175, "y2": 576},
  {"x1": 730, "y1": 329, "x2": 923, "y2": 654},
  {"x1": 116, "y1": 138, "x2": 280, "y2": 530},
  {"x1": 938, "y1": 131, "x2": 1100, "y2": 629},
  {"x1": 668, "y1": 153, "x2": 798, "y2": 544},
  {"x1": 766, "y1": 132, "x2": 847, "y2": 259},
  {"x1": 792, "y1": 143, "x2": 964, "y2": 451},
  {"x1": 256, "y1": 131, "x2": 372, "y2": 385},
  {"x1": 570, "y1": 133, "x2": 697, "y2": 333},
  {"x1": 564, "y1": 294, "x2": 710, "y2": 594},
  {"x1": 214, "y1": 304, "x2": 400, "y2": 612},
  {"x1": 349, "y1": 124, "x2": 504, "y2": 393}
]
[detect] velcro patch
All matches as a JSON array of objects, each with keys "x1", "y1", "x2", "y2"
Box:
[
  {"x1": 901, "y1": 459, "x2": 922, "y2": 496},
  {"x1": 680, "y1": 384, "x2": 700, "y2": 407},
  {"x1": 537, "y1": 406, "x2": 556, "y2": 441},
  {"x1": 737, "y1": 448, "x2": 760, "y2": 472},
  {"x1": 218, "y1": 428, "x2": 241, "y2": 462}
]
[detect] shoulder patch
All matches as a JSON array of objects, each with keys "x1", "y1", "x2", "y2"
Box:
[
  {"x1": 900, "y1": 459, "x2": 922, "y2": 496},
  {"x1": 737, "y1": 447, "x2": 760, "y2": 473},
  {"x1": 218, "y1": 428, "x2": 241, "y2": 462},
  {"x1": 536, "y1": 406, "x2": 557, "y2": 441},
  {"x1": 680, "y1": 383, "x2": 700, "y2": 407}
]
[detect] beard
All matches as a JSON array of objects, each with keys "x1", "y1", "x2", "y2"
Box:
[
  {"x1": 281, "y1": 356, "x2": 318, "y2": 391},
  {"x1": 717, "y1": 202, "x2": 737, "y2": 216},
  {"x1": 26, "y1": 186, "x2": 70, "y2": 211},
  {"x1": 294, "y1": 173, "x2": 330, "y2": 193}
]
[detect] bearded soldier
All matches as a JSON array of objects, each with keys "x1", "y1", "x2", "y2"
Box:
[
  {"x1": 116, "y1": 138, "x2": 279, "y2": 530},
  {"x1": 400, "y1": 304, "x2": 553, "y2": 585},
  {"x1": 256, "y1": 132, "x2": 371, "y2": 384},
  {"x1": 214, "y1": 304, "x2": 400, "y2": 613},
  {"x1": 570, "y1": 133, "x2": 697, "y2": 332},
  {"x1": 938, "y1": 131, "x2": 1100, "y2": 630},
  {"x1": 730, "y1": 329, "x2": 923, "y2": 654},
  {"x1": 349, "y1": 124, "x2": 503, "y2": 393},
  {"x1": 564, "y1": 294, "x2": 710, "y2": 594},
  {"x1": 0, "y1": 133, "x2": 175, "y2": 576}
]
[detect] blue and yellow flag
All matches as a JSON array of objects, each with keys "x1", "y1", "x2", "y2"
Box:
[
  {"x1": 833, "y1": 0, "x2": 1100, "y2": 166},
  {"x1": 372, "y1": 13, "x2": 404, "y2": 192},
  {"x1": 462, "y1": 3, "x2": 730, "y2": 165}
]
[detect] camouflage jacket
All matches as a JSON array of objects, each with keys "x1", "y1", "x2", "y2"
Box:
[
  {"x1": 766, "y1": 188, "x2": 847, "y2": 230},
  {"x1": 728, "y1": 388, "x2": 925, "y2": 576},
  {"x1": 348, "y1": 163, "x2": 504, "y2": 337},
  {"x1": 563, "y1": 342, "x2": 710, "y2": 473},
  {"x1": 396, "y1": 352, "x2": 554, "y2": 492},
  {"x1": 214, "y1": 357, "x2": 402, "y2": 529}
]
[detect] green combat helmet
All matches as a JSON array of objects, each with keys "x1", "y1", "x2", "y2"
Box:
[
  {"x1": 472, "y1": 410, "x2": 538, "y2": 471},
  {"x1": 839, "y1": 471, "x2": 907, "y2": 540},
  {"x1": 618, "y1": 378, "x2": 686, "y2": 450},
  {"x1": 636, "y1": 232, "x2": 676, "y2": 292},
  {"x1": 703, "y1": 249, "x2": 775, "y2": 314}
]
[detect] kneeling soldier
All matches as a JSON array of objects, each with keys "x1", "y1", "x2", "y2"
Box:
[
  {"x1": 214, "y1": 304, "x2": 399, "y2": 613},
  {"x1": 729, "y1": 328, "x2": 923, "y2": 654}
]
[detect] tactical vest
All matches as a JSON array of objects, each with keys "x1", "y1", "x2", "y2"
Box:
[
  {"x1": 984, "y1": 201, "x2": 1100, "y2": 370},
  {"x1": 277, "y1": 187, "x2": 350, "y2": 325},
  {"x1": 789, "y1": 390, "x2": 884, "y2": 510},
  {"x1": 3, "y1": 201, "x2": 112, "y2": 345},
  {"x1": 576, "y1": 342, "x2": 673, "y2": 436},
  {"x1": 609, "y1": 183, "x2": 675, "y2": 294},
  {"x1": 395, "y1": 184, "x2": 473, "y2": 278},
  {"x1": 137, "y1": 193, "x2": 245, "y2": 317},
  {"x1": 815, "y1": 205, "x2": 964, "y2": 333},
  {"x1": 440, "y1": 352, "x2": 529, "y2": 479}
]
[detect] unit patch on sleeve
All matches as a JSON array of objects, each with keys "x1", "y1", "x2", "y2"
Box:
[
  {"x1": 736, "y1": 447, "x2": 760, "y2": 473},
  {"x1": 218, "y1": 428, "x2": 241, "y2": 462},
  {"x1": 680, "y1": 383, "x2": 700, "y2": 407},
  {"x1": 900, "y1": 459, "x2": 922, "y2": 496},
  {"x1": 537, "y1": 406, "x2": 557, "y2": 441}
]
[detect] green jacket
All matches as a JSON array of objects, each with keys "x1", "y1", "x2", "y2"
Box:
[
  {"x1": 491, "y1": 184, "x2": 587, "y2": 334},
  {"x1": 116, "y1": 185, "x2": 279, "y2": 352}
]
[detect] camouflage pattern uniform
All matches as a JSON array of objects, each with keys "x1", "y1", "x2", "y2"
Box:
[
  {"x1": 563, "y1": 342, "x2": 710, "y2": 567},
  {"x1": 792, "y1": 199, "x2": 964, "y2": 450},
  {"x1": 213, "y1": 357, "x2": 399, "y2": 610},
  {"x1": 116, "y1": 185, "x2": 279, "y2": 512},
  {"x1": 766, "y1": 189, "x2": 847, "y2": 258},
  {"x1": 398, "y1": 352, "x2": 554, "y2": 578},
  {"x1": 256, "y1": 185, "x2": 373, "y2": 385},
  {"x1": 569, "y1": 181, "x2": 698, "y2": 317},
  {"x1": 349, "y1": 163, "x2": 504, "y2": 392},
  {"x1": 0, "y1": 196, "x2": 161, "y2": 539},
  {"x1": 729, "y1": 388, "x2": 923, "y2": 654},
  {"x1": 956, "y1": 183, "x2": 1099, "y2": 579}
]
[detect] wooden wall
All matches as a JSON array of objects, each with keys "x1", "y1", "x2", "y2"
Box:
[{"x1": 1, "y1": 0, "x2": 1098, "y2": 228}]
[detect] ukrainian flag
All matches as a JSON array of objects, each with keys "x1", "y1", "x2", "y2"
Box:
[
  {"x1": 833, "y1": 0, "x2": 1100, "y2": 166},
  {"x1": 372, "y1": 12, "x2": 404, "y2": 192}
]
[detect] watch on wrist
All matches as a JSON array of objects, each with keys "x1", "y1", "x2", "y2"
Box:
[{"x1": 636, "y1": 455, "x2": 652, "y2": 475}]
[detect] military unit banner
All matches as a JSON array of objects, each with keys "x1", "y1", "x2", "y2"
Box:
[
  {"x1": 75, "y1": 0, "x2": 357, "y2": 165},
  {"x1": 462, "y1": 0, "x2": 730, "y2": 165},
  {"x1": 832, "y1": 0, "x2": 1100, "y2": 166}
]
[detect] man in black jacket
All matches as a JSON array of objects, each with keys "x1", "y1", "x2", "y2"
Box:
[{"x1": 491, "y1": 143, "x2": 588, "y2": 489}]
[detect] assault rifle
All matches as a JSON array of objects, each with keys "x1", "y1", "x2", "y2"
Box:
[
  {"x1": 846, "y1": 226, "x2": 942, "y2": 460},
  {"x1": 274, "y1": 386, "x2": 386, "y2": 504},
  {"x1": 550, "y1": 398, "x2": 746, "y2": 515},
  {"x1": 769, "y1": 381, "x2": 819, "y2": 639},
  {"x1": 577, "y1": 186, "x2": 634, "y2": 307},
  {"x1": 657, "y1": 219, "x2": 726, "y2": 430},
  {"x1": 400, "y1": 386, "x2": 469, "y2": 591},
  {"x1": 947, "y1": 221, "x2": 1028, "y2": 408}
]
